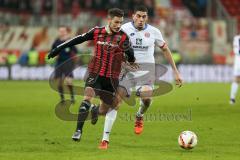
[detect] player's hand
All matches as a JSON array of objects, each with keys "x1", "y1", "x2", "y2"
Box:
[
  {"x1": 124, "y1": 62, "x2": 139, "y2": 72},
  {"x1": 129, "y1": 62, "x2": 140, "y2": 70},
  {"x1": 48, "y1": 48, "x2": 59, "y2": 59},
  {"x1": 174, "y1": 71, "x2": 183, "y2": 88}
]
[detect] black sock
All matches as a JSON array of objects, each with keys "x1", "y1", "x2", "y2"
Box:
[
  {"x1": 76, "y1": 100, "x2": 91, "y2": 131},
  {"x1": 67, "y1": 85, "x2": 74, "y2": 100},
  {"x1": 58, "y1": 85, "x2": 64, "y2": 101}
]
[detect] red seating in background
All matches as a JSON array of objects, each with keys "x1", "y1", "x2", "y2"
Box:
[
  {"x1": 39, "y1": 51, "x2": 47, "y2": 65},
  {"x1": 171, "y1": 0, "x2": 184, "y2": 8},
  {"x1": 221, "y1": 0, "x2": 240, "y2": 32}
]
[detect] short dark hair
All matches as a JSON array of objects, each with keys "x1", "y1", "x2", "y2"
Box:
[
  {"x1": 108, "y1": 8, "x2": 124, "y2": 18},
  {"x1": 134, "y1": 5, "x2": 148, "y2": 13},
  {"x1": 59, "y1": 25, "x2": 71, "y2": 33}
]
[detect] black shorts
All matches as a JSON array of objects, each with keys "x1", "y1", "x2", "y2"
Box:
[
  {"x1": 54, "y1": 61, "x2": 74, "y2": 78},
  {"x1": 85, "y1": 74, "x2": 119, "y2": 105}
]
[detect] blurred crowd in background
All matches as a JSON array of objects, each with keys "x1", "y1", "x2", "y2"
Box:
[
  {"x1": 0, "y1": 0, "x2": 155, "y2": 16},
  {"x1": 0, "y1": 0, "x2": 238, "y2": 66}
]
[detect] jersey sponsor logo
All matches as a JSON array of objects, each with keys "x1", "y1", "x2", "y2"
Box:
[
  {"x1": 132, "y1": 45, "x2": 149, "y2": 50},
  {"x1": 134, "y1": 38, "x2": 148, "y2": 50},
  {"x1": 130, "y1": 33, "x2": 135, "y2": 36},
  {"x1": 136, "y1": 38, "x2": 142, "y2": 45},
  {"x1": 98, "y1": 35, "x2": 104, "y2": 38},
  {"x1": 145, "y1": 32, "x2": 150, "y2": 38},
  {"x1": 97, "y1": 41, "x2": 119, "y2": 48}
]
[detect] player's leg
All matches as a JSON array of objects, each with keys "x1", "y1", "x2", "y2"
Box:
[
  {"x1": 136, "y1": 85, "x2": 153, "y2": 116},
  {"x1": 230, "y1": 76, "x2": 240, "y2": 104},
  {"x1": 72, "y1": 86, "x2": 96, "y2": 141},
  {"x1": 65, "y1": 76, "x2": 75, "y2": 104},
  {"x1": 98, "y1": 99, "x2": 123, "y2": 149},
  {"x1": 64, "y1": 61, "x2": 75, "y2": 103},
  {"x1": 135, "y1": 85, "x2": 153, "y2": 134},
  {"x1": 72, "y1": 74, "x2": 100, "y2": 141},
  {"x1": 54, "y1": 66, "x2": 65, "y2": 102},
  {"x1": 57, "y1": 78, "x2": 65, "y2": 102},
  {"x1": 230, "y1": 57, "x2": 240, "y2": 104},
  {"x1": 98, "y1": 78, "x2": 126, "y2": 149},
  {"x1": 97, "y1": 102, "x2": 114, "y2": 149},
  {"x1": 72, "y1": 91, "x2": 95, "y2": 140},
  {"x1": 98, "y1": 88, "x2": 127, "y2": 149},
  {"x1": 89, "y1": 76, "x2": 119, "y2": 125}
]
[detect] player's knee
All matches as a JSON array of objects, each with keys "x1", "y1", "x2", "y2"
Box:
[
  {"x1": 137, "y1": 85, "x2": 153, "y2": 98},
  {"x1": 113, "y1": 94, "x2": 122, "y2": 106},
  {"x1": 113, "y1": 105, "x2": 120, "y2": 110},
  {"x1": 84, "y1": 87, "x2": 95, "y2": 100},
  {"x1": 98, "y1": 106, "x2": 108, "y2": 115},
  {"x1": 83, "y1": 96, "x2": 93, "y2": 102},
  {"x1": 66, "y1": 77, "x2": 73, "y2": 85}
]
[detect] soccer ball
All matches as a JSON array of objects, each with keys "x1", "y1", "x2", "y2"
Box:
[{"x1": 178, "y1": 131, "x2": 198, "y2": 149}]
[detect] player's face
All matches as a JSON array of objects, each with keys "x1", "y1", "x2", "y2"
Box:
[
  {"x1": 109, "y1": 16, "x2": 123, "y2": 33},
  {"x1": 58, "y1": 27, "x2": 69, "y2": 40},
  {"x1": 133, "y1": 11, "x2": 148, "y2": 30}
]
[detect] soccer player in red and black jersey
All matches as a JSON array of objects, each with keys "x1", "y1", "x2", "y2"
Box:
[{"x1": 48, "y1": 8, "x2": 136, "y2": 144}]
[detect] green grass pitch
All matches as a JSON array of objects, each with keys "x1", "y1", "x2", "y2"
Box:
[{"x1": 0, "y1": 81, "x2": 240, "y2": 160}]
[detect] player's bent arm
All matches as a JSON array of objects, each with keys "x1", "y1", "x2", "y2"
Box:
[
  {"x1": 161, "y1": 45, "x2": 178, "y2": 72},
  {"x1": 161, "y1": 44, "x2": 183, "y2": 87},
  {"x1": 48, "y1": 28, "x2": 95, "y2": 59}
]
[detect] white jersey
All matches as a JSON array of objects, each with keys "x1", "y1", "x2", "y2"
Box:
[
  {"x1": 233, "y1": 35, "x2": 240, "y2": 76},
  {"x1": 233, "y1": 35, "x2": 240, "y2": 55},
  {"x1": 121, "y1": 22, "x2": 166, "y2": 63}
]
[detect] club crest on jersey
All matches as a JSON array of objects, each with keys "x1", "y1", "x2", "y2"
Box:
[
  {"x1": 130, "y1": 33, "x2": 135, "y2": 36},
  {"x1": 145, "y1": 32, "x2": 150, "y2": 38}
]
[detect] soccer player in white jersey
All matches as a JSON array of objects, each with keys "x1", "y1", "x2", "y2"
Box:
[
  {"x1": 99, "y1": 6, "x2": 182, "y2": 149},
  {"x1": 230, "y1": 33, "x2": 240, "y2": 104}
]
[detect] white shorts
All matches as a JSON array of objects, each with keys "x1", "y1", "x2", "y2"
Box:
[
  {"x1": 233, "y1": 55, "x2": 240, "y2": 76},
  {"x1": 119, "y1": 66, "x2": 155, "y2": 97},
  {"x1": 119, "y1": 75, "x2": 154, "y2": 97}
]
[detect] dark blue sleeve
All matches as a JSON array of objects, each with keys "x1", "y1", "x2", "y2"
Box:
[
  {"x1": 55, "y1": 28, "x2": 95, "y2": 51},
  {"x1": 71, "y1": 46, "x2": 78, "y2": 55}
]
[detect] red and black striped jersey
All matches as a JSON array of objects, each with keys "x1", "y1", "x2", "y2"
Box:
[{"x1": 54, "y1": 26, "x2": 135, "y2": 79}]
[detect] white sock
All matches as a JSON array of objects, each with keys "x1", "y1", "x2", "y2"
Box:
[
  {"x1": 230, "y1": 82, "x2": 239, "y2": 100},
  {"x1": 102, "y1": 109, "x2": 117, "y2": 142},
  {"x1": 137, "y1": 107, "x2": 144, "y2": 117}
]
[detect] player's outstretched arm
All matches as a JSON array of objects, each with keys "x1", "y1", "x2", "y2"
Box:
[
  {"x1": 48, "y1": 28, "x2": 95, "y2": 59},
  {"x1": 161, "y1": 44, "x2": 183, "y2": 87}
]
